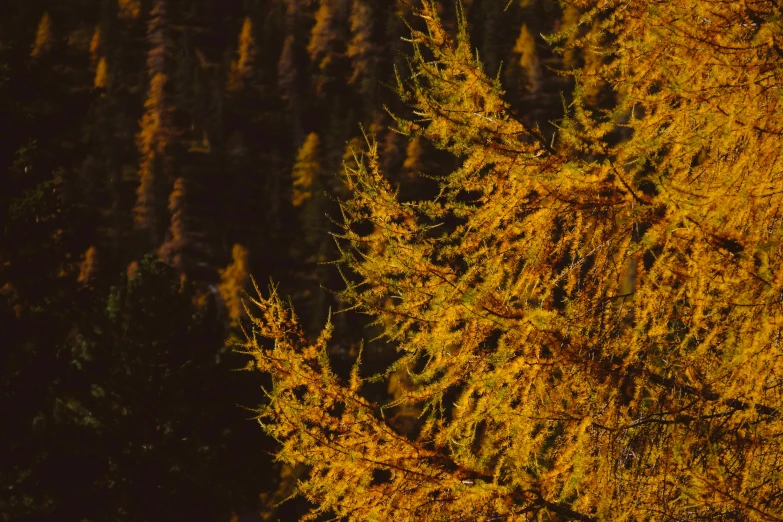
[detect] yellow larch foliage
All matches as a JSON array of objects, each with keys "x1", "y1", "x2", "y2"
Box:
[
  {"x1": 89, "y1": 25, "x2": 101, "y2": 66},
  {"x1": 291, "y1": 132, "x2": 320, "y2": 208},
  {"x1": 226, "y1": 17, "x2": 256, "y2": 92},
  {"x1": 341, "y1": 136, "x2": 365, "y2": 179},
  {"x1": 558, "y1": 5, "x2": 581, "y2": 69},
  {"x1": 117, "y1": 0, "x2": 141, "y2": 21},
  {"x1": 77, "y1": 246, "x2": 99, "y2": 286},
  {"x1": 308, "y1": 0, "x2": 337, "y2": 70},
  {"x1": 512, "y1": 24, "x2": 540, "y2": 92},
  {"x1": 218, "y1": 244, "x2": 250, "y2": 327},
  {"x1": 578, "y1": 20, "x2": 605, "y2": 104},
  {"x1": 93, "y1": 57, "x2": 108, "y2": 89},
  {"x1": 134, "y1": 72, "x2": 169, "y2": 230},
  {"x1": 277, "y1": 35, "x2": 297, "y2": 102},
  {"x1": 244, "y1": 1, "x2": 783, "y2": 520},
  {"x1": 134, "y1": 0, "x2": 171, "y2": 236},
  {"x1": 347, "y1": 0, "x2": 375, "y2": 86},
  {"x1": 138, "y1": 72, "x2": 168, "y2": 156},
  {"x1": 145, "y1": 0, "x2": 168, "y2": 75},
  {"x1": 402, "y1": 136, "x2": 425, "y2": 180},
  {"x1": 126, "y1": 260, "x2": 139, "y2": 279},
  {"x1": 30, "y1": 12, "x2": 53, "y2": 58},
  {"x1": 0, "y1": 283, "x2": 23, "y2": 319},
  {"x1": 158, "y1": 177, "x2": 187, "y2": 269}
]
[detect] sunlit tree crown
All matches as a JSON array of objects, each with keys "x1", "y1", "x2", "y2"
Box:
[{"x1": 244, "y1": 1, "x2": 783, "y2": 519}]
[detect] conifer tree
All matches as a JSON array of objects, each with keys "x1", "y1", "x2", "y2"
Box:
[
  {"x1": 512, "y1": 24, "x2": 540, "y2": 93},
  {"x1": 347, "y1": 0, "x2": 377, "y2": 96},
  {"x1": 226, "y1": 17, "x2": 256, "y2": 93},
  {"x1": 117, "y1": 0, "x2": 141, "y2": 21},
  {"x1": 402, "y1": 136, "x2": 425, "y2": 181},
  {"x1": 308, "y1": 0, "x2": 339, "y2": 69},
  {"x1": 218, "y1": 243, "x2": 250, "y2": 328},
  {"x1": 134, "y1": 0, "x2": 172, "y2": 241},
  {"x1": 558, "y1": 5, "x2": 580, "y2": 70},
  {"x1": 158, "y1": 177, "x2": 188, "y2": 270},
  {"x1": 278, "y1": 32, "x2": 305, "y2": 145},
  {"x1": 243, "y1": 1, "x2": 783, "y2": 520},
  {"x1": 77, "y1": 245, "x2": 99, "y2": 286},
  {"x1": 291, "y1": 132, "x2": 321, "y2": 209},
  {"x1": 93, "y1": 56, "x2": 108, "y2": 89},
  {"x1": 308, "y1": 0, "x2": 347, "y2": 96},
  {"x1": 30, "y1": 12, "x2": 53, "y2": 59},
  {"x1": 89, "y1": 25, "x2": 101, "y2": 67},
  {"x1": 278, "y1": 35, "x2": 298, "y2": 103}
]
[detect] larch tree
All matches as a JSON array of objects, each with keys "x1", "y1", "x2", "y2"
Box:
[
  {"x1": 346, "y1": 0, "x2": 377, "y2": 97},
  {"x1": 219, "y1": 243, "x2": 250, "y2": 328},
  {"x1": 89, "y1": 25, "x2": 101, "y2": 67},
  {"x1": 308, "y1": 0, "x2": 348, "y2": 96},
  {"x1": 134, "y1": 0, "x2": 172, "y2": 242},
  {"x1": 77, "y1": 245, "x2": 99, "y2": 287},
  {"x1": 307, "y1": 0, "x2": 340, "y2": 69},
  {"x1": 402, "y1": 136, "x2": 426, "y2": 182},
  {"x1": 291, "y1": 132, "x2": 321, "y2": 209},
  {"x1": 93, "y1": 56, "x2": 108, "y2": 89},
  {"x1": 226, "y1": 16, "x2": 256, "y2": 93},
  {"x1": 278, "y1": 34, "x2": 299, "y2": 103},
  {"x1": 512, "y1": 24, "x2": 540, "y2": 93},
  {"x1": 291, "y1": 132, "x2": 328, "y2": 249},
  {"x1": 242, "y1": 1, "x2": 783, "y2": 520},
  {"x1": 30, "y1": 12, "x2": 53, "y2": 59},
  {"x1": 117, "y1": 0, "x2": 141, "y2": 21},
  {"x1": 158, "y1": 176, "x2": 188, "y2": 270}
]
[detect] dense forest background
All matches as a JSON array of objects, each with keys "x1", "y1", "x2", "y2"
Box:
[{"x1": 0, "y1": 0, "x2": 583, "y2": 519}]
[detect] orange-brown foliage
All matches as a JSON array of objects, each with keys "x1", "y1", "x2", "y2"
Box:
[{"x1": 30, "y1": 13, "x2": 53, "y2": 58}]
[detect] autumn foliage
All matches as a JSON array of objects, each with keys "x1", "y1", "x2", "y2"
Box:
[{"x1": 244, "y1": 1, "x2": 783, "y2": 520}]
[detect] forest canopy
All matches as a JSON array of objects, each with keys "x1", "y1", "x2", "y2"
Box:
[{"x1": 245, "y1": 0, "x2": 783, "y2": 520}]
